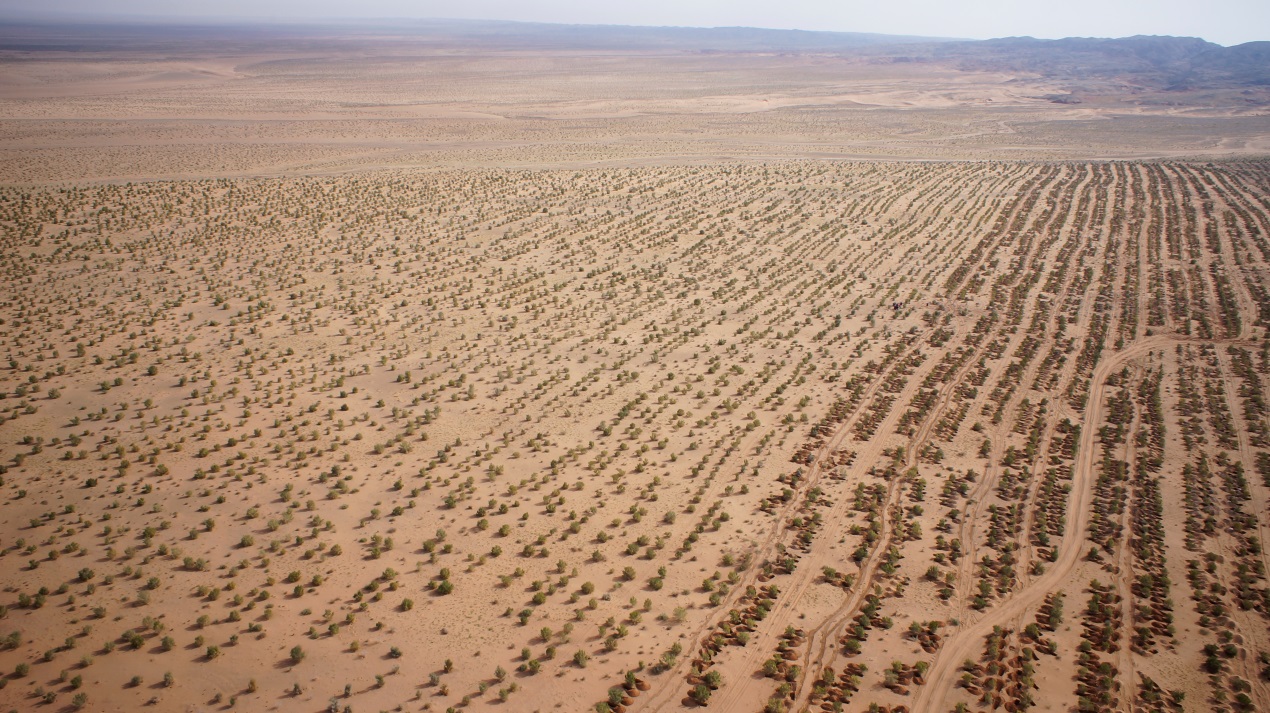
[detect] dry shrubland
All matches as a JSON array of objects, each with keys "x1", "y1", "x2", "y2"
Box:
[
  {"x1": 1, "y1": 160, "x2": 1269, "y2": 713},
  {"x1": 3, "y1": 26, "x2": 1270, "y2": 713}
]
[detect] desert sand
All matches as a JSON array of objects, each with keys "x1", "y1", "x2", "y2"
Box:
[{"x1": 1, "y1": 19, "x2": 1270, "y2": 713}]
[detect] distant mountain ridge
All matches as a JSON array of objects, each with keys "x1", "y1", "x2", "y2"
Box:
[
  {"x1": 923, "y1": 35, "x2": 1270, "y2": 89},
  {"x1": 0, "y1": 16, "x2": 1265, "y2": 91},
  {"x1": 0, "y1": 16, "x2": 952, "y2": 53},
  {"x1": 382, "y1": 18, "x2": 953, "y2": 51}
]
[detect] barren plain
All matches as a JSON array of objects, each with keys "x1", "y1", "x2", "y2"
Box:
[{"x1": 2, "y1": 19, "x2": 1270, "y2": 713}]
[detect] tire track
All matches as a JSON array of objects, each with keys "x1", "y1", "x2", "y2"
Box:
[
  {"x1": 914, "y1": 331, "x2": 1256, "y2": 712},
  {"x1": 788, "y1": 328, "x2": 994, "y2": 711},
  {"x1": 632, "y1": 339, "x2": 918, "y2": 713},
  {"x1": 707, "y1": 347, "x2": 929, "y2": 711}
]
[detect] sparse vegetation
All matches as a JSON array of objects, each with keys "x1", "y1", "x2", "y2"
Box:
[{"x1": 0, "y1": 29, "x2": 1266, "y2": 713}]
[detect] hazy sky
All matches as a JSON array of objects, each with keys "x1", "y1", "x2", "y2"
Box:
[{"x1": 3, "y1": 0, "x2": 1266, "y2": 46}]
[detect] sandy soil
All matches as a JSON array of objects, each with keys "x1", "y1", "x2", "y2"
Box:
[
  {"x1": 1, "y1": 25, "x2": 1270, "y2": 713},
  {"x1": 1, "y1": 37, "x2": 1268, "y2": 183}
]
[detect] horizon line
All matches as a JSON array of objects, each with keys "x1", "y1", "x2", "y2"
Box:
[{"x1": 0, "y1": 11, "x2": 1257, "y2": 47}]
